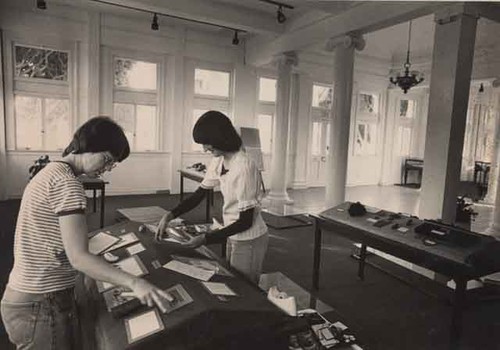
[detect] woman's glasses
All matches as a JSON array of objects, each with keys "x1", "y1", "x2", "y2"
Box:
[{"x1": 102, "y1": 153, "x2": 117, "y2": 170}]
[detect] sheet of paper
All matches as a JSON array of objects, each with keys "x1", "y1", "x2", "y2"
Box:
[
  {"x1": 201, "y1": 282, "x2": 236, "y2": 296},
  {"x1": 126, "y1": 243, "x2": 146, "y2": 255},
  {"x1": 89, "y1": 232, "x2": 121, "y2": 255},
  {"x1": 104, "y1": 232, "x2": 139, "y2": 253},
  {"x1": 115, "y1": 256, "x2": 146, "y2": 276},
  {"x1": 163, "y1": 260, "x2": 215, "y2": 281},
  {"x1": 126, "y1": 310, "x2": 163, "y2": 343},
  {"x1": 117, "y1": 206, "x2": 167, "y2": 224}
]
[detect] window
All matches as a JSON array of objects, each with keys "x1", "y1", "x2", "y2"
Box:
[
  {"x1": 354, "y1": 122, "x2": 377, "y2": 156},
  {"x1": 192, "y1": 68, "x2": 232, "y2": 151},
  {"x1": 396, "y1": 126, "x2": 412, "y2": 157},
  {"x1": 354, "y1": 91, "x2": 380, "y2": 156},
  {"x1": 113, "y1": 57, "x2": 159, "y2": 151},
  {"x1": 395, "y1": 97, "x2": 418, "y2": 158},
  {"x1": 257, "y1": 114, "x2": 273, "y2": 154},
  {"x1": 256, "y1": 77, "x2": 277, "y2": 154},
  {"x1": 12, "y1": 44, "x2": 71, "y2": 150},
  {"x1": 311, "y1": 84, "x2": 333, "y2": 157}
]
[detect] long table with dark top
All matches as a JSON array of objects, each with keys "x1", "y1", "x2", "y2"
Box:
[
  {"x1": 311, "y1": 202, "x2": 500, "y2": 350},
  {"x1": 80, "y1": 177, "x2": 109, "y2": 228},
  {"x1": 178, "y1": 169, "x2": 213, "y2": 222},
  {"x1": 77, "y1": 220, "x2": 304, "y2": 350}
]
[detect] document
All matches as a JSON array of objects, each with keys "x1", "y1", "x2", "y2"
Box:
[
  {"x1": 89, "y1": 232, "x2": 121, "y2": 255},
  {"x1": 201, "y1": 282, "x2": 237, "y2": 296},
  {"x1": 126, "y1": 243, "x2": 146, "y2": 256},
  {"x1": 125, "y1": 309, "x2": 164, "y2": 344},
  {"x1": 115, "y1": 256, "x2": 148, "y2": 277},
  {"x1": 104, "y1": 232, "x2": 139, "y2": 253},
  {"x1": 163, "y1": 260, "x2": 215, "y2": 281}
]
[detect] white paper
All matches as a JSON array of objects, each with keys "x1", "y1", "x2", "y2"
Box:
[
  {"x1": 89, "y1": 232, "x2": 121, "y2": 255},
  {"x1": 366, "y1": 218, "x2": 378, "y2": 223},
  {"x1": 115, "y1": 256, "x2": 146, "y2": 276},
  {"x1": 202, "y1": 282, "x2": 236, "y2": 296},
  {"x1": 163, "y1": 260, "x2": 215, "y2": 281},
  {"x1": 104, "y1": 232, "x2": 139, "y2": 253},
  {"x1": 102, "y1": 281, "x2": 114, "y2": 290},
  {"x1": 126, "y1": 243, "x2": 146, "y2": 255},
  {"x1": 397, "y1": 227, "x2": 409, "y2": 233},
  {"x1": 127, "y1": 310, "x2": 162, "y2": 342}
]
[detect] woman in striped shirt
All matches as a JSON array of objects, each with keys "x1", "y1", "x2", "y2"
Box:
[{"x1": 1, "y1": 117, "x2": 172, "y2": 349}]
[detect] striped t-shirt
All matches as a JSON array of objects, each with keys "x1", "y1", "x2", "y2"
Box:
[{"x1": 7, "y1": 162, "x2": 87, "y2": 293}]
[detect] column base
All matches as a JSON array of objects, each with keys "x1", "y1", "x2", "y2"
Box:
[{"x1": 263, "y1": 191, "x2": 294, "y2": 205}]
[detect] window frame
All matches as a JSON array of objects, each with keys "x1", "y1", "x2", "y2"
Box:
[
  {"x1": 3, "y1": 34, "x2": 77, "y2": 151},
  {"x1": 256, "y1": 75, "x2": 277, "y2": 155},
  {"x1": 105, "y1": 48, "x2": 164, "y2": 153},
  {"x1": 353, "y1": 90, "x2": 381, "y2": 157}
]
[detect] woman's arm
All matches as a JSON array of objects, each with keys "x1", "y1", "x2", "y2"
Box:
[
  {"x1": 180, "y1": 208, "x2": 254, "y2": 248},
  {"x1": 155, "y1": 186, "x2": 209, "y2": 241},
  {"x1": 59, "y1": 213, "x2": 172, "y2": 311}
]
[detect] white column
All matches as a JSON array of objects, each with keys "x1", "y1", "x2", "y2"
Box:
[
  {"x1": 88, "y1": 12, "x2": 101, "y2": 118},
  {"x1": 0, "y1": 30, "x2": 7, "y2": 200},
  {"x1": 324, "y1": 35, "x2": 365, "y2": 208},
  {"x1": 267, "y1": 52, "x2": 298, "y2": 203},
  {"x1": 484, "y1": 90, "x2": 500, "y2": 205},
  {"x1": 419, "y1": 10, "x2": 478, "y2": 222}
]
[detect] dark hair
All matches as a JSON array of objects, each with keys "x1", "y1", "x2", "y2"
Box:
[
  {"x1": 62, "y1": 116, "x2": 130, "y2": 161},
  {"x1": 192, "y1": 111, "x2": 242, "y2": 152}
]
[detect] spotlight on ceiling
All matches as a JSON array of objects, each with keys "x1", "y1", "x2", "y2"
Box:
[
  {"x1": 277, "y1": 5, "x2": 286, "y2": 23},
  {"x1": 151, "y1": 13, "x2": 159, "y2": 31},
  {"x1": 479, "y1": 83, "x2": 484, "y2": 93},
  {"x1": 36, "y1": 0, "x2": 47, "y2": 10},
  {"x1": 232, "y1": 31, "x2": 240, "y2": 45}
]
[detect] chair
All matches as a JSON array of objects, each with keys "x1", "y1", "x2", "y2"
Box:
[{"x1": 402, "y1": 158, "x2": 424, "y2": 186}]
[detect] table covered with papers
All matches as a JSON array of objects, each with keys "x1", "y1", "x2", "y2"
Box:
[{"x1": 77, "y1": 220, "x2": 304, "y2": 350}]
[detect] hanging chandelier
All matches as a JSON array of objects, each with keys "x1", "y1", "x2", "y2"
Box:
[{"x1": 390, "y1": 21, "x2": 424, "y2": 94}]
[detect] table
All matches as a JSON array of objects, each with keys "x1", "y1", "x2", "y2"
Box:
[
  {"x1": 81, "y1": 177, "x2": 109, "y2": 228},
  {"x1": 261, "y1": 201, "x2": 313, "y2": 230},
  {"x1": 402, "y1": 158, "x2": 423, "y2": 186},
  {"x1": 178, "y1": 169, "x2": 213, "y2": 222},
  {"x1": 311, "y1": 202, "x2": 500, "y2": 350},
  {"x1": 78, "y1": 220, "x2": 303, "y2": 350}
]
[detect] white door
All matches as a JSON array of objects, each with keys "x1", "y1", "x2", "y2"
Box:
[{"x1": 309, "y1": 120, "x2": 330, "y2": 186}]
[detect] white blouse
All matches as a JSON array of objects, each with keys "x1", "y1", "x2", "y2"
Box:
[{"x1": 201, "y1": 150, "x2": 267, "y2": 241}]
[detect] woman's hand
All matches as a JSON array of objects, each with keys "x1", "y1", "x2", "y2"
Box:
[
  {"x1": 155, "y1": 211, "x2": 174, "y2": 241},
  {"x1": 179, "y1": 234, "x2": 206, "y2": 249},
  {"x1": 122, "y1": 278, "x2": 173, "y2": 313}
]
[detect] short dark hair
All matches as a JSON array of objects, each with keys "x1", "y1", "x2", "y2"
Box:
[
  {"x1": 62, "y1": 116, "x2": 130, "y2": 161},
  {"x1": 192, "y1": 111, "x2": 242, "y2": 152}
]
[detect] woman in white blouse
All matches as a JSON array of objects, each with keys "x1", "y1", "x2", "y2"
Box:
[{"x1": 156, "y1": 111, "x2": 268, "y2": 282}]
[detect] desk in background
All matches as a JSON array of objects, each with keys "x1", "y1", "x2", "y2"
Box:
[
  {"x1": 78, "y1": 221, "x2": 300, "y2": 350},
  {"x1": 311, "y1": 202, "x2": 500, "y2": 350},
  {"x1": 402, "y1": 158, "x2": 423, "y2": 186},
  {"x1": 80, "y1": 177, "x2": 109, "y2": 228},
  {"x1": 178, "y1": 169, "x2": 213, "y2": 222}
]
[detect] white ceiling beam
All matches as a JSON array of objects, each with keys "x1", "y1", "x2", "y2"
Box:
[{"x1": 247, "y1": 1, "x2": 446, "y2": 66}]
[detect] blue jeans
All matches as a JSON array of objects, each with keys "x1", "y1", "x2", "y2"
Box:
[{"x1": 1, "y1": 287, "x2": 81, "y2": 350}]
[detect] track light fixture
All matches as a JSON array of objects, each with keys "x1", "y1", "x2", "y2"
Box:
[
  {"x1": 232, "y1": 31, "x2": 239, "y2": 45},
  {"x1": 36, "y1": 0, "x2": 47, "y2": 10},
  {"x1": 277, "y1": 5, "x2": 286, "y2": 23},
  {"x1": 151, "y1": 13, "x2": 159, "y2": 31},
  {"x1": 479, "y1": 83, "x2": 484, "y2": 93}
]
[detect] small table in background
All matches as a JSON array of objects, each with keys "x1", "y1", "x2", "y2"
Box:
[
  {"x1": 80, "y1": 177, "x2": 109, "y2": 228},
  {"x1": 178, "y1": 169, "x2": 213, "y2": 222}
]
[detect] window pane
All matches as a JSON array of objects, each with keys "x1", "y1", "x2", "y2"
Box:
[
  {"x1": 114, "y1": 58, "x2": 157, "y2": 90},
  {"x1": 194, "y1": 69, "x2": 230, "y2": 97},
  {"x1": 312, "y1": 85, "x2": 333, "y2": 109},
  {"x1": 399, "y1": 99, "x2": 416, "y2": 119},
  {"x1": 355, "y1": 122, "x2": 377, "y2": 155},
  {"x1": 259, "y1": 77, "x2": 277, "y2": 102},
  {"x1": 45, "y1": 98, "x2": 70, "y2": 150},
  {"x1": 358, "y1": 93, "x2": 378, "y2": 115},
  {"x1": 257, "y1": 114, "x2": 273, "y2": 154},
  {"x1": 15, "y1": 95, "x2": 42, "y2": 150},
  {"x1": 136, "y1": 105, "x2": 156, "y2": 151},
  {"x1": 397, "y1": 126, "x2": 412, "y2": 157},
  {"x1": 15, "y1": 45, "x2": 68, "y2": 81},
  {"x1": 311, "y1": 122, "x2": 322, "y2": 156},
  {"x1": 113, "y1": 103, "x2": 135, "y2": 148},
  {"x1": 192, "y1": 109, "x2": 208, "y2": 151}
]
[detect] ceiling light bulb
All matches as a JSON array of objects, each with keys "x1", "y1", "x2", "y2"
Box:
[
  {"x1": 232, "y1": 31, "x2": 239, "y2": 45},
  {"x1": 277, "y1": 6, "x2": 286, "y2": 24},
  {"x1": 151, "y1": 13, "x2": 159, "y2": 31}
]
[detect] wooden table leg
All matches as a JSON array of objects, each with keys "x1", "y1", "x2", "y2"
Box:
[
  {"x1": 93, "y1": 189, "x2": 97, "y2": 212},
  {"x1": 100, "y1": 185, "x2": 105, "y2": 229},
  {"x1": 358, "y1": 243, "x2": 367, "y2": 281},
  {"x1": 312, "y1": 217, "x2": 322, "y2": 291},
  {"x1": 206, "y1": 193, "x2": 210, "y2": 223},
  {"x1": 449, "y1": 278, "x2": 467, "y2": 350},
  {"x1": 180, "y1": 174, "x2": 184, "y2": 202}
]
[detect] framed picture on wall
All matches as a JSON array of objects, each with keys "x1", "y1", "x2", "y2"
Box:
[{"x1": 357, "y1": 92, "x2": 379, "y2": 117}]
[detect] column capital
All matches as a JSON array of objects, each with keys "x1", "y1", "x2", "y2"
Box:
[
  {"x1": 434, "y1": 3, "x2": 480, "y2": 25},
  {"x1": 272, "y1": 51, "x2": 299, "y2": 68},
  {"x1": 325, "y1": 34, "x2": 365, "y2": 52}
]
